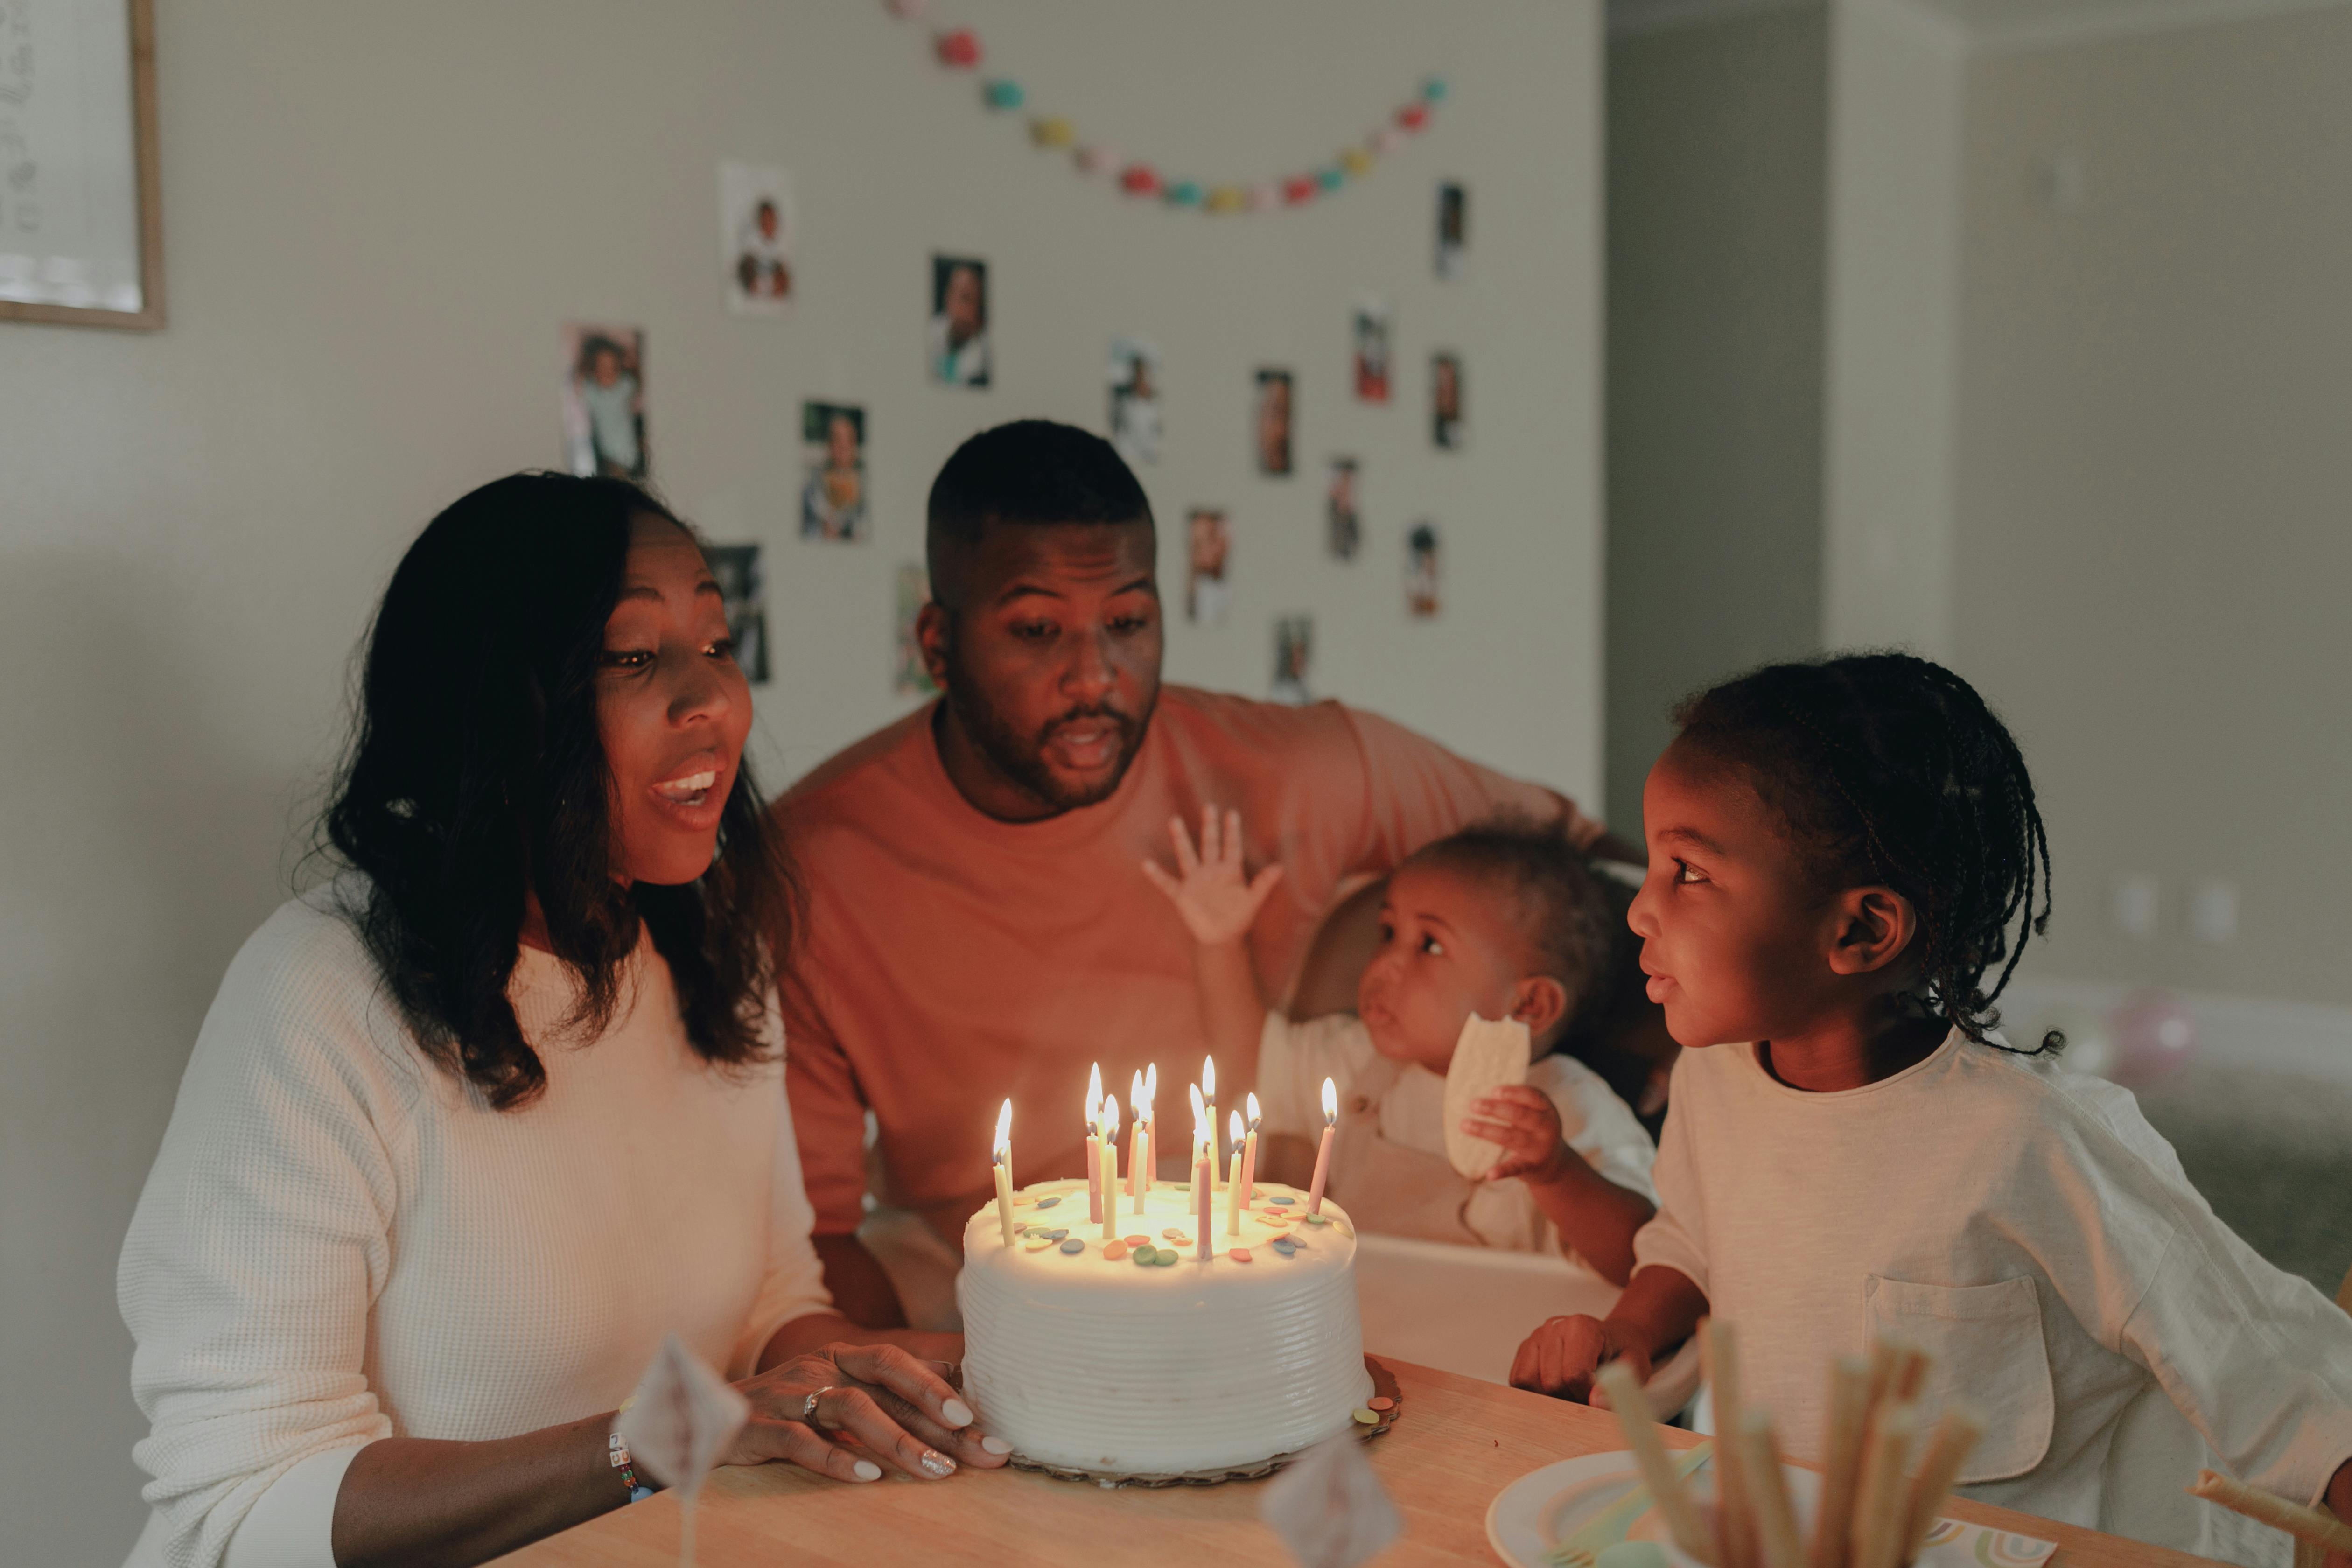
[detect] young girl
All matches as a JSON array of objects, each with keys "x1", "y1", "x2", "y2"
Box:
[
  {"x1": 1512, "y1": 653, "x2": 2352, "y2": 1566},
  {"x1": 1145, "y1": 811, "x2": 1657, "y2": 1283}
]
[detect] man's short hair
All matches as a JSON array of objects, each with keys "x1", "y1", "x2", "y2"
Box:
[{"x1": 925, "y1": 420, "x2": 1154, "y2": 608}]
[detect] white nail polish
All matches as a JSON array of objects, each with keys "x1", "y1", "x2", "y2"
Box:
[
  {"x1": 942, "y1": 1397, "x2": 975, "y2": 1427},
  {"x1": 920, "y1": 1449, "x2": 956, "y2": 1477},
  {"x1": 852, "y1": 1459, "x2": 882, "y2": 1481},
  {"x1": 981, "y1": 1435, "x2": 1012, "y2": 1455}
]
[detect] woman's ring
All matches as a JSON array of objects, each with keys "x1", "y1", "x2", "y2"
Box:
[{"x1": 801, "y1": 1386, "x2": 837, "y2": 1426}]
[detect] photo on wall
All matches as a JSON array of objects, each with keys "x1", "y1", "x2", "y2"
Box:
[
  {"x1": 1108, "y1": 337, "x2": 1162, "y2": 464},
  {"x1": 1253, "y1": 369, "x2": 1294, "y2": 476},
  {"x1": 1351, "y1": 296, "x2": 1391, "y2": 403},
  {"x1": 1406, "y1": 522, "x2": 1442, "y2": 619},
  {"x1": 1272, "y1": 616, "x2": 1314, "y2": 706},
  {"x1": 1432, "y1": 353, "x2": 1464, "y2": 450},
  {"x1": 720, "y1": 162, "x2": 794, "y2": 315},
  {"x1": 1186, "y1": 507, "x2": 1232, "y2": 626},
  {"x1": 1436, "y1": 181, "x2": 1467, "y2": 280},
  {"x1": 928, "y1": 254, "x2": 991, "y2": 387},
  {"x1": 560, "y1": 323, "x2": 649, "y2": 480},
  {"x1": 703, "y1": 544, "x2": 770, "y2": 685},
  {"x1": 800, "y1": 401, "x2": 868, "y2": 542},
  {"x1": 1325, "y1": 456, "x2": 1361, "y2": 561},
  {"x1": 894, "y1": 564, "x2": 939, "y2": 697}
]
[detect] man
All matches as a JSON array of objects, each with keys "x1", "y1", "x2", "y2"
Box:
[{"x1": 776, "y1": 420, "x2": 1630, "y2": 1325}]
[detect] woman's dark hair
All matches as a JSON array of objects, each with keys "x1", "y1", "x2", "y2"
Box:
[
  {"x1": 1404, "y1": 814, "x2": 1615, "y2": 1048},
  {"x1": 1670, "y1": 652, "x2": 2054, "y2": 1052},
  {"x1": 320, "y1": 471, "x2": 794, "y2": 1109}
]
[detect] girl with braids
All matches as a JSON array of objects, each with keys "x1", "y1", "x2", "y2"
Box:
[
  {"x1": 1512, "y1": 653, "x2": 2352, "y2": 1566},
  {"x1": 118, "y1": 475, "x2": 1003, "y2": 1568}
]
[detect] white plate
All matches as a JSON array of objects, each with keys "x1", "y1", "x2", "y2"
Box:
[
  {"x1": 1484, "y1": 1448, "x2": 1813, "y2": 1568},
  {"x1": 1486, "y1": 1450, "x2": 2055, "y2": 1568}
]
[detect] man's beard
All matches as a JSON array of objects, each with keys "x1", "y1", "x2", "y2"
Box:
[{"x1": 939, "y1": 636, "x2": 1155, "y2": 814}]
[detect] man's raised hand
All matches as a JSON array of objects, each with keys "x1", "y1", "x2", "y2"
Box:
[{"x1": 1142, "y1": 806, "x2": 1285, "y2": 947}]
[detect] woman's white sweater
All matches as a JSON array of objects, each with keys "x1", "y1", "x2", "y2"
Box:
[{"x1": 117, "y1": 884, "x2": 831, "y2": 1568}]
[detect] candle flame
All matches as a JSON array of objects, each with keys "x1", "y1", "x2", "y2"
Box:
[
  {"x1": 1201, "y1": 1054, "x2": 1217, "y2": 1105},
  {"x1": 1099, "y1": 1092, "x2": 1120, "y2": 1140},
  {"x1": 1321, "y1": 1075, "x2": 1339, "y2": 1126},
  {"x1": 1188, "y1": 1082, "x2": 1209, "y2": 1152},
  {"x1": 993, "y1": 1098, "x2": 1012, "y2": 1161},
  {"x1": 1246, "y1": 1091, "x2": 1261, "y2": 1132},
  {"x1": 1086, "y1": 1062, "x2": 1103, "y2": 1129},
  {"x1": 1144, "y1": 1061, "x2": 1158, "y2": 1109},
  {"x1": 1129, "y1": 1069, "x2": 1145, "y2": 1118},
  {"x1": 1228, "y1": 1107, "x2": 1243, "y2": 1144}
]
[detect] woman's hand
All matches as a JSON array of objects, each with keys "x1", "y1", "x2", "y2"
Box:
[
  {"x1": 1142, "y1": 807, "x2": 1285, "y2": 947},
  {"x1": 727, "y1": 1343, "x2": 1011, "y2": 1483},
  {"x1": 1511, "y1": 1314, "x2": 1652, "y2": 1405},
  {"x1": 1464, "y1": 1085, "x2": 1575, "y2": 1185}
]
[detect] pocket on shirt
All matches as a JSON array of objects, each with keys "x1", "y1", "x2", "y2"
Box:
[{"x1": 1863, "y1": 1274, "x2": 2053, "y2": 1484}]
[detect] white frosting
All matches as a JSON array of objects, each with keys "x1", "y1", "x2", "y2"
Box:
[{"x1": 958, "y1": 1177, "x2": 1373, "y2": 1475}]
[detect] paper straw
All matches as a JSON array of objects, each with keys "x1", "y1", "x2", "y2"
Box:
[
  {"x1": 1809, "y1": 1355, "x2": 1873, "y2": 1568},
  {"x1": 1596, "y1": 1361, "x2": 1716, "y2": 1562},
  {"x1": 2188, "y1": 1470, "x2": 2352, "y2": 1553},
  {"x1": 1703, "y1": 1322, "x2": 1759, "y2": 1568},
  {"x1": 1848, "y1": 1403, "x2": 1918, "y2": 1568},
  {"x1": 1733, "y1": 1409, "x2": 1806, "y2": 1568},
  {"x1": 1900, "y1": 1404, "x2": 1986, "y2": 1563}
]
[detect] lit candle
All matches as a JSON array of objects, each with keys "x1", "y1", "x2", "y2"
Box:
[
  {"x1": 1239, "y1": 1092, "x2": 1261, "y2": 1204},
  {"x1": 1225, "y1": 1110, "x2": 1247, "y2": 1235},
  {"x1": 1189, "y1": 1083, "x2": 1213, "y2": 1260},
  {"x1": 1306, "y1": 1077, "x2": 1338, "y2": 1215},
  {"x1": 1138, "y1": 1063, "x2": 1156, "y2": 1200},
  {"x1": 1202, "y1": 1055, "x2": 1219, "y2": 1190},
  {"x1": 1098, "y1": 1092, "x2": 1121, "y2": 1238},
  {"x1": 991, "y1": 1099, "x2": 1016, "y2": 1246},
  {"x1": 1127, "y1": 1071, "x2": 1144, "y2": 1199},
  {"x1": 1085, "y1": 1061, "x2": 1104, "y2": 1225}
]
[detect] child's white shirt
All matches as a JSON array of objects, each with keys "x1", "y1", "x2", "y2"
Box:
[
  {"x1": 1636, "y1": 1029, "x2": 2352, "y2": 1567},
  {"x1": 1257, "y1": 1012, "x2": 1656, "y2": 1259}
]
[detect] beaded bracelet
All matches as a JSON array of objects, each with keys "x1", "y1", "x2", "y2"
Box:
[{"x1": 608, "y1": 1424, "x2": 653, "y2": 1503}]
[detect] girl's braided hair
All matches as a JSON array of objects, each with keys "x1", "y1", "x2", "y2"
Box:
[{"x1": 1671, "y1": 652, "x2": 2056, "y2": 1053}]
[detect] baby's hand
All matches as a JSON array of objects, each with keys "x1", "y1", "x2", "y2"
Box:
[
  {"x1": 1141, "y1": 807, "x2": 1286, "y2": 947},
  {"x1": 1464, "y1": 1084, "x2": 1574, "y2": 1184},
  {"x1": 1510, "y1": 1314, "x2": 1652, "y2": 1405}
]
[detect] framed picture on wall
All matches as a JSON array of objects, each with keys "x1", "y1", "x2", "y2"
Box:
[{"x1": 0, "y1": 0, "x2": 165, "y2": 329}]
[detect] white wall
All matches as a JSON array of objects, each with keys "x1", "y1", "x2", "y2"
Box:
[
  {"x1": 1949, "y1": 1, "x2": 2352, "y2": 1006},
  {"x1": 1605, "y1": 1, "x2": 1828, "y2": 833},
  {"x1": 0, "y1": 3, "x2": 1603, "y2": 1558}
]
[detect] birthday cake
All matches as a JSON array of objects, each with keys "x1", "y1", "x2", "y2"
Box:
[{"x1": 957, "y1": 1177, "x2": 1374, "y2": 1478}]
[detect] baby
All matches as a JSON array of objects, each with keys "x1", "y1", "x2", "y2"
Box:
[{"x1": 1145, "y1": 810, "x2": 1657, "y2": 1282}]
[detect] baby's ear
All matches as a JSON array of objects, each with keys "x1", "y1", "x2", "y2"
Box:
[{"x1": 1509, "y1": 975, "x2": 1571, "y2": 1042}]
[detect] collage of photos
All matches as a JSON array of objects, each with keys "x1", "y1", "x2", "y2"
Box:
[
  {"x1": 703, "y1": 545, "x2": 771, "y2": 685},
  {"x1": 549, "y1": 171, "x2": 1478, "y2": 702},
  {"x1": 1108, "y1": 338, "x2": 1162, "y2": 464},
  {"x1": 1325, "y1": 457, "x2": 1361, "y2": 561},
  {"x1": 894, "y1": 564, "x2": 938, "y2": 697},
  {"x1": 929, "y1": 254, "x2": 992, "y2": 386},
  {"x1": 1407, "y1": 523, "x2": 1442, "y2": 619},
  {"x1": 1433, "y1": 352, "x2": 1464, "y2": 449},
  {"x1": 800, "y1": 401, "x2": 868, "y2": 542},
  {"x1": 1351, "y1": 296, "x2": 1391, "y2": 403},
  {"x1": 1253, "y1": 369, "x2": 1294, "y2": 476},
  {"x1": 1272, "y1": 616, "x2": 1314, "y2": 706},
  {"x1": 1186, "y1": 507, "x2": 1231, "y2": 626},
  {"x1": 720, "y1": 163, "x2": 794, "y2": 315},
  {"x1": 560, "y1": 323, "x2": 650, "y2": 481}
]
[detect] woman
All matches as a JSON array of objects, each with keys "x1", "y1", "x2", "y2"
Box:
[{"x1": 118, "y1": 474, "x2": 1005, "y2": 1568}]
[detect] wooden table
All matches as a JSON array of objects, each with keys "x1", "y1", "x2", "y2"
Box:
[{"x1": 497, "y1": 1358, "x2": 2219, "y2": 1568}]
